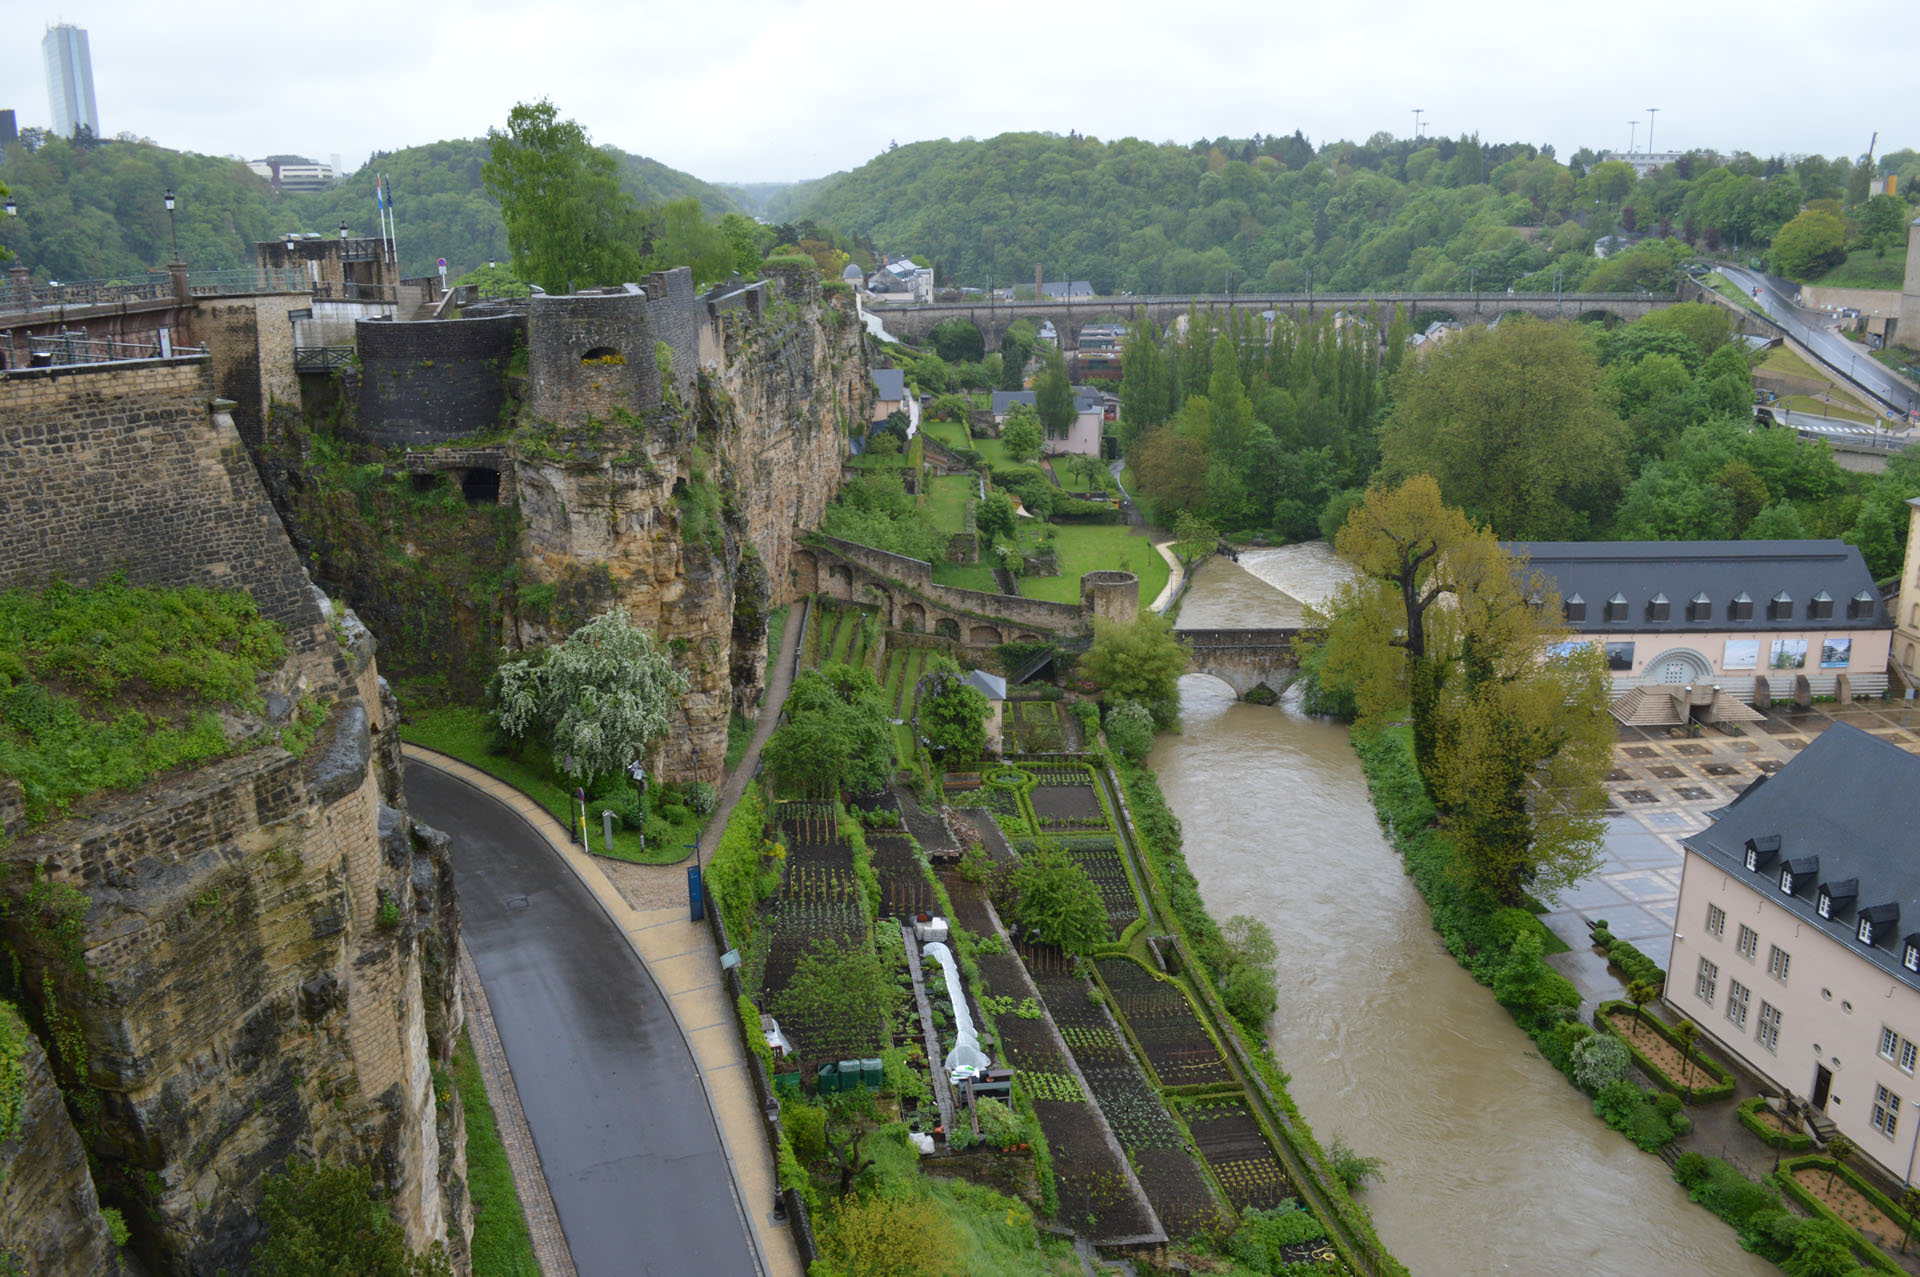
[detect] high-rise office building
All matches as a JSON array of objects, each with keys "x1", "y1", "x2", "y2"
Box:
[{"x1": 42, "y1": 24, "x2": 99, "y2": 139}]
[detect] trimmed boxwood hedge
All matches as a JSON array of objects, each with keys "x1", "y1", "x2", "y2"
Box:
[
  {"x1": 1773, "y1": 1155, "x2": 1909, "y2": 1273},
  {"x1": 1736, "y1": 1095, "x2": 1814, "y2": 1151},
  {"x1": 1603, "y1": 938, "x2": 1666, "y2": 993},
  {"x1": 1594, "y1": 1000, "x2": 1736, "y2": 1103}
]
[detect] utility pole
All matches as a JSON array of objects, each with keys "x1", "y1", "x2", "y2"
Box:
[
  {"x1": 1646, "y1": 107, "x2": 1659, "y2": 154},
  {"x1": 1411, "y1": 108, "x2": 1423, "y2": 141},
  {"x1": 1628, "y1": 120, "x2": 1638, "y2": 154}
]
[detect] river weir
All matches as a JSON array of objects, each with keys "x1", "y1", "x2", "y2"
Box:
[{"x1": 1151, "y1": 548, "x2": 1772, "y2": 1275}]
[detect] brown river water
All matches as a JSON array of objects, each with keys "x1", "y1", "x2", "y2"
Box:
[{"x1": 1151, "y1": 547, "x2": 1772, "y2": 1275}]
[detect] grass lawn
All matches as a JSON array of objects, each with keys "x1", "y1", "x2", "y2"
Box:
[
  {"x1": 1779, "y1": 394, "x2": 1876, "y2": 424},
  {"x1": 932, "y1": 562, "x2": 1001, "y2": 592},
  {"x1": 1119, "y1": 462, "x2": 1139, "y2": 496},
  {"x1": 1807, "y1": 245, "x2": 1909, "y2": 291},
  {"x1": 1706, "y1": 271, "x2": 1768, "y2": 317},
  {"x1": 400, "y1": 704, "x2": 702, "y2": 864},
  {"x1": 1019, "y1": 523, "x2": 1169, "y2": 610},
  {"x1": 928, "y1": 474, "x2": 976, "y2": 534},
  {"x1": 451, "y1": 1028, "x2": 540, "y2": 1276},
  {"x1": 972, "y1": 433, "x2": 1021, "y2": 470},
  {"x1": 920, "y1": 419, "x2": 971, "y2": 452},
  {"x1": 1757, "y1": 344, "x2": 1827, "y2": 380}
]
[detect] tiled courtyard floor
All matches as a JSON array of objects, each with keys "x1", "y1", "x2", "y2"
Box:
[{"x1": 1544, "y1": 699, "x2": 1920, "y2": 1012}]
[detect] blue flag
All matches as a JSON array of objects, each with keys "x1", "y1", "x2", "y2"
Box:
[{"x1": 375, "y1": 178, "x2": 385, "y2": 211}]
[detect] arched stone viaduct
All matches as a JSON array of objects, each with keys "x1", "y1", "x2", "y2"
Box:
[
  {"x1": 1178, "y1": 627, "x2": 1303, "y2": 700},
  {"x1": 872, "y1": 291, "x2": 1673, "y2": 351}
]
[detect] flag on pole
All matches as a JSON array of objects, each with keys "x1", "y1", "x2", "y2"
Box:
[{"x1": 375, "y1": 178, "x2": 385, "y2": 211}]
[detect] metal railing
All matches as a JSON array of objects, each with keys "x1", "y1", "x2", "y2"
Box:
[
  {"x1": 293, "y1": 345, "x2": 355, "y2": 374},
  {"x1": 22, "y1": 331, "x2": 207, "y2": 367},
  {"x1": 1, "y1": 266, "x2": 312, "y2": 313},
  {"x1": 311, "y1": 281, "x2": 397, "y2": 303}
]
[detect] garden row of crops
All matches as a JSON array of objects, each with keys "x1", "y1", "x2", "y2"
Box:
[
  {"x1": 800, "y1": 601, "x2": 880, "y2": 673},
  {"x1": 881, "y1": 645, "x2": 929, "y2": 719},
  {"x1": 1009, "y1": 699, "x2": 1066, "y2": 752},
  {"x1": 1095, "y1": 957, "x2": 1233, "y2": 1088}
]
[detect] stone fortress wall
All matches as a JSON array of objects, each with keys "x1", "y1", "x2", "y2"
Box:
[{"x1": 0, "y1": 357, "x2": 469, "y2": 1271}]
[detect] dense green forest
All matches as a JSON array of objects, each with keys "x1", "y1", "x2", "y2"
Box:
[
  {"x1": 0, "y1": 132, "x2": 737, "y2": 283},
  {"x1": 1111, "y1": 303, "x2": 1920, "y2": 576},
  {"x1": 789, "y1": 132, "x2": 1920, "y2": 297}
]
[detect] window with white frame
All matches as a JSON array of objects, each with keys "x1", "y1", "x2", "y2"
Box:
[
  {"x1": 1882, "y1": 1026, "x2": 1902, "y2": 1063},
  {"x1": 1696, "y1": 956, "x2": 1719, "y2": 1005},
  {"x1": 1905, "y1": 1041, "x2": 1918, "y2": 1075},
  {"x1": 1883, "y1": 1028, "x2": 1919, "y2": 1076},
  {"x1": 1767, "y1": 945, "x2": 1791, "y2": 983},
  {"x1": 1736, "y1": 924, "x2": 1758, "y2": 960},
  {"x1": 1874, "y1": 1085, "x2": 1902, "y2": 1139},
  {"x1": 1706, "y1": 903, "x2": 1726, "y2": 938},
  {"x1": 1758, "y1": 1002, "x2": 1782, "y2": 1052},
  {"x1": 1726, "y1": 980, "x2": 1750, "y2": 1029},
  {"x1": 1907, "y1": 943, "x2": 1920, "y2": 973}
]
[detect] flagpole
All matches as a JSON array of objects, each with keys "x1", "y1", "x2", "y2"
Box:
[{"x1": 385, "y1": 176, "x2": 401, "y2": 281}]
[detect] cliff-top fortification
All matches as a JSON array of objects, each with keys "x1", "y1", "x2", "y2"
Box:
[{"x1": 0, "y1": 358, "x2": 469, "y2": 1273}]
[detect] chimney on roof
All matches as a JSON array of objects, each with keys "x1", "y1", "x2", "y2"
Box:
[{"x1": 1036, "y1": 263, "x2": 1043, "y2": 298}]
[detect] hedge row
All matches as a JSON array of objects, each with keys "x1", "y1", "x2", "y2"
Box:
[
  {"x1": 1593, "y1": 1000, "x2": 1737, "y2": 1103},
  {"x1": 1735, "y1": 1096, "x2": 1814, "y2": 1151},
  {"x1": 1773, "y1": 1156, "x2": 1909, "y2": 1273}
]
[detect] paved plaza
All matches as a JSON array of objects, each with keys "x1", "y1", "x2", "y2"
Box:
[{"x1": 1544, "y1": 699, "x2": 1920, "y2": 1009}]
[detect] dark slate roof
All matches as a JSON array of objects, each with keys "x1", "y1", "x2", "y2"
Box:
[
  {"x1": 991, "y1": 390, "x2": 1036, "y2": 416},
  {"x1": 1684, "y1": 723, "x2": 1920, "y2": 989},
  {"x1": 1506, "y1": 540, "x2": 1887, "y2": 633},
  {"x1": 872, "y1": 369, "x2": 906, "y2": 401},
  {"x1": 1039, "y1": 281, "x2": 1094, "y2": 299}
]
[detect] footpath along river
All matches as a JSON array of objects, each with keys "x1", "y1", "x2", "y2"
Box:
[{"x1": 1150, "y1": 545, "x2": 1773, "y2": 1275}]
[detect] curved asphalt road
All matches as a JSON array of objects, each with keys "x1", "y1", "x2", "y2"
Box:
[
  {"x1": 1718, "y1": 263, "x2": 1919, "y2": 421},
  {"x1": 406, "y1": 763, "x2": 759, "y2": 1277}
]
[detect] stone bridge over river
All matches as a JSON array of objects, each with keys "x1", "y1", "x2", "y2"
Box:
[
  {"x1": 872, "y1": 290, "x2": 1673, "y2": 350},
  {"x1": 1178, "y1": 627, "x2": 1302, "y2": 700}
]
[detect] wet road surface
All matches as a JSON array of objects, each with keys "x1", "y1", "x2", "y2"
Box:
[{"x1": 406, "y1": 762, "x2": 759, "y2": 1277}]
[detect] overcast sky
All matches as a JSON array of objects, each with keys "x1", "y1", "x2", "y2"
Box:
[{"x1": 8, "y1": 0, "x2": 1915, "y2": 186}]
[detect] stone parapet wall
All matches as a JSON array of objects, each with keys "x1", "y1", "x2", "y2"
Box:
[
  {"x1": 198, "y1": 293, "x2": 305, "y2": 450},
  {"x1": 0, "y1": 359, "x2": 339, "y2": 686},
  {"x1": 355, "y1": 313, "x2": 525, "y2": 447}
]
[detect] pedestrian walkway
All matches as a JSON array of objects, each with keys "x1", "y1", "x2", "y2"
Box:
[{"x1": 404, "y1": 603, "x2": 810, "y2": 1277}]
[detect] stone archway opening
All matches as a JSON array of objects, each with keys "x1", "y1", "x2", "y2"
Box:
[
  {"x1": 934, "y1": 617, "x2": 961, "y2": 641},
  {"x1": 410, "y1": 472, "x2": 439, "y2": 495},
  {"x1": 461, "y1": 467, "x2": 501, "y2": 505},
  {"x1": 899, "y1": 601, "x2": 927, "y2": 632},
  {"x1": 581, "y1": 345, "x2": 624, "y2": 365},
  {"x1": 969, "y1": 624, "x2": 1002, "y2": 646}
]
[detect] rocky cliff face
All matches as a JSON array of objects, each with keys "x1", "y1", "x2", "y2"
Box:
[
  {"x1": 1, "y1": 612, "x2": 467, "y2": 1274},
  {"x1": 508, "y1": 273, "x2": 868, "y2": 783}
]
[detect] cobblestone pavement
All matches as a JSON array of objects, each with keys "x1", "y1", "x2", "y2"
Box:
[
  {"x1": 1545, "y1": 700, "x2": 1920, "y2": 1012},
  {"x1": 457, "y1": 941, "x2": 576, "y2": 1277}
]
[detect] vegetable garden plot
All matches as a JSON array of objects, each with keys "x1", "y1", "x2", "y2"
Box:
[
  {"x1": 1027, "y1": 778, "x2": 1110, "y2": 833},
  {"x1": 1186, "y1": 1098, "x2": 1294, "y2": 1214},
  {"x1": 1035, "y1": 972, "x2": 1226, "y2": 1241},
  {"x1": 1010, "y1": 700, "x2": 1066, "y2": 752},
  {"x1": 1095, "y1": 957, "x2": 1232, "y2": 1087},
  {"x1": 1037, "y1": 1100, "x2": 1157, "y2": 1240},
  {"x1": 868, "y1": 833, "x2": 934, "y2": 920}
]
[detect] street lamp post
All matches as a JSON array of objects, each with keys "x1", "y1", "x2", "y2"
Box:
[{"x1": 163, "y1": 188, "x2": 178, "y2": 264}]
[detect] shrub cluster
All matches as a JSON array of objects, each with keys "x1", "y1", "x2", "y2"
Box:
[
  {"x1": 1604, "y1": 937, "x2": 1666, "y2": 991},
  {"x1": 1593, "y1": 1080, "x2": 1690, "y2": 1151}
]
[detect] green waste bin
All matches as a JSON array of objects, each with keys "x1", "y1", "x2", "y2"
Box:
[
  {"x1": 838, "y1": 1059, "x2": 865, "y2": 1091},
  {"x1": 773, "y1": 1072, "x2": 801, "y2": 1099},
  {"x1": 859, "y1": 1058, "x2": 883, "y2": 1089},
  {"x1": 816, "y1": 1063, "x2": 841, "y2": 1094}
]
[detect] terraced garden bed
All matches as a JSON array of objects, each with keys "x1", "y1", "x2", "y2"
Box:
[
  {"x1": 1096, "y1": 957, "x2": 1232, "y2": 1087},
  {"x1": 1186, "y1": 1097, "x2": 1295, "y2": 1214},
  {"x1": 802, "y1": 601, "x2": 880, "y2": 673},
  {"x1": 869, "y1": 832, "x2": 935, "y2": 920},
  {"x1": 1036, "y1": 972, "x2": 1226, "y2": 1240},
  {"x1": 1010, "y1": 699, "x2": 1066, "y2": 752}
]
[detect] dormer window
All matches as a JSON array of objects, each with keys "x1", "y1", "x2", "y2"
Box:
[
  {"x1": 1606, "y1": 593, "x2": 1629, "y2": 622},
  {"x1": 1781, "y1": 868, "x2": 1795, "y2": 894},
  {"x1": 1818, "y1": 878, "x2": 1858, "y2": 919},
  {"x1": 1564, "y1": 593, "x2": 1586, "y2": 623},
  {"x1": 1746, "y1": 847, "x2": 1758, "y2": 870},
  {"x1": 1850, "y1": 590, "x2": 1877, "y2": 620},
  {"x1": 1860, "y1": 906, "x2": 1899, "y2": 947},
  {"x1": 1769, "y1": 591, "x2": 1794, "y2": 621},
  {"x1": 1745, "y1": 835, "x2": 1780, "y2": 873},
  {"x1": 1809, "y1": 591, "x2": 1833, "y2": 621},
  {"x1": 1526, "y1": 592, "x2": 1543, "y2": 612},
  {"x1": 1905, "y1": 936, "x2": 1920, "y2": 972},
  {"x1": 1648, "y1": 593, "x2": 1670, "y2": 622},
  {"x1": 1731, "y1": 592, "x2": 1754, "y2": 621},
  {"x1": 1689, "y1": 592, "x2": 1712, "y2": 622},
  {"x1": 1780, "y1": 856, "x2": 1818, "y2": 898}
]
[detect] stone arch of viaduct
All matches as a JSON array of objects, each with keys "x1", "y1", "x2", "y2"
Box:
[
  {"x1": 1177, "y1": 627, "x2": 1303, "y2": 700},
  {"x1": 874, "y1": 292, "x2": 1671, "y2": 351},
  {"x1": 793, "y1": 536, "x2": 1137, "y2": 645}
]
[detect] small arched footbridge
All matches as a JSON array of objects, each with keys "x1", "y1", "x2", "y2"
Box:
[{"x1": 1178, "y1": 627, "x2": 1302, "y2": 700}]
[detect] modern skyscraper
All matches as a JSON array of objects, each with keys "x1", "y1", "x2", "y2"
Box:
[{"x1": 42, "y1": 24, "x2": 99, "y2": 140}]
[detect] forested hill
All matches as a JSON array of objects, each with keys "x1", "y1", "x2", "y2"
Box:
[
  {"x1": 790, "y1": 131, "x2": 1918, "y2": 297},
  {"x1": 0, "y1": 133, "x2": 736, "y2": 283}
]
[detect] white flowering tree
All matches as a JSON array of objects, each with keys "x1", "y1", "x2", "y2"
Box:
[{"x1": 492, "y1": 607, "x2": 689, "y2": 782}]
